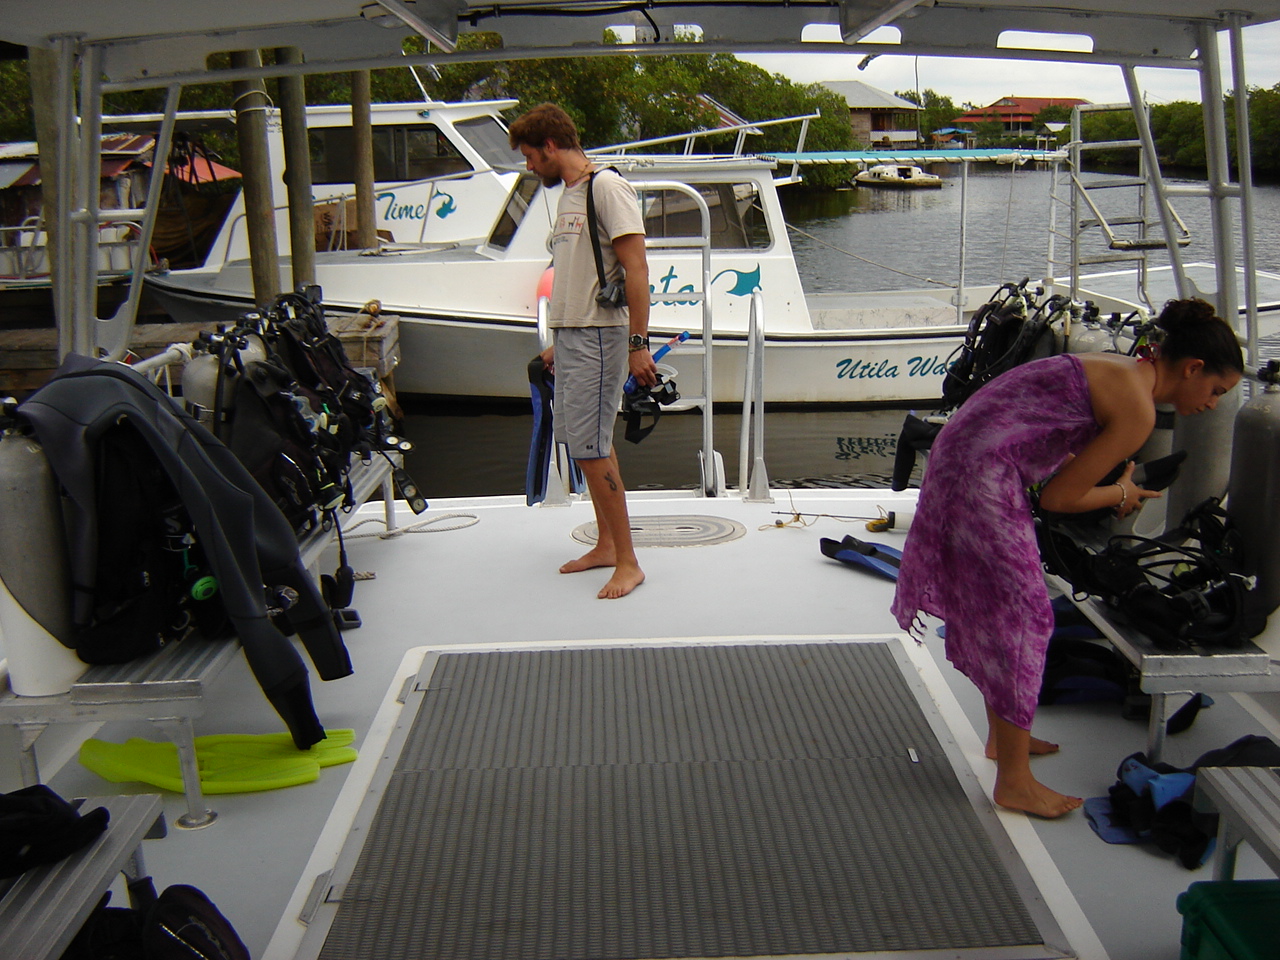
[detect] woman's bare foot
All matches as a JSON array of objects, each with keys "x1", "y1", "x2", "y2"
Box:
[
  {"x1": 560, "y1": 547, "x2": 616, "y2": 573},
  {"x1": 598, "y1": 563, "x2": 645, "y2": 599},
  {"x1": 985, "y1": 735, "x2": 1059, "y2": 760},
  {"x1": 993, "y1": 779, "x2": 1083, "y2": 819}
]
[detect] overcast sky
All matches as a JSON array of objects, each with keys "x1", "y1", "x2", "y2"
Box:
[{"x1": 739, "y1": 20, "x2": 1280, "y2": 108}]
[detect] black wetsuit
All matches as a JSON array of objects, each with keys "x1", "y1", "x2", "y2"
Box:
[{"x1": 19, "y1": 355, "x2": 352, "y2": 749}]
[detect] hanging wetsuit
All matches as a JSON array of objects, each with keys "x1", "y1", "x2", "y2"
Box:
[{"x1": 18, "y1": 355, "x2": 352, "y2": 750}]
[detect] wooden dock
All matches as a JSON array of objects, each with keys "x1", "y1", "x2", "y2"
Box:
[{"x1": 0, "y1": 312, "x2": 399, "y2": 397}]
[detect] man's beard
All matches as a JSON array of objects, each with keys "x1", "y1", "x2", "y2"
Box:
[{"x1": 540, "y1": 173, "x2": 562, "y2": 187}]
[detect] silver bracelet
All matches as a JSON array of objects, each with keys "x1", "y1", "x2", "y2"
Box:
[{"x1": 1114, "y1": 481, "x2": 1127, "y2": 511}]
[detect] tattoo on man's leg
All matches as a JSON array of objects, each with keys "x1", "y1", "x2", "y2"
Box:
[{"x1": 605, "y1": 471, "x2": 619, "y2": 491}]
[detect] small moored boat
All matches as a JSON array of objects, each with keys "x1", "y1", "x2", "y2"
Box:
[{"x1": 854, "y1": 163, "x2": 944, "y2": 188}]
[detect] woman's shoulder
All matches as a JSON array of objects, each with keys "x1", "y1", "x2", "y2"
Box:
[{"x1": 1076, "y1": 353, "x2": 1156, "y2": 424}]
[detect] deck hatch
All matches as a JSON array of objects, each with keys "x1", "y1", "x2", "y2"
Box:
[{"x1": 317, "y1": 642, "x2": 1056, "y2": 959}]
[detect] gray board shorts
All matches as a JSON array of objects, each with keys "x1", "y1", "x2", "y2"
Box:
[{"x1": 553, "y1": 325, "x2": 627, "y2": 460}]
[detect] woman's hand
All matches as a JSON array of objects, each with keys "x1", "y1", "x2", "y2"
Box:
[
  {"x1": 1114, "y1": 461, "x2": 1161, "y2": 519},
  {"x1": 540, "y1": 344, "x2": 555, "y2": 376}
]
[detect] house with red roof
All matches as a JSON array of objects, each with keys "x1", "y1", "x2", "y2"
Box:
[{"x1": 952, "y1": 96, "x2": 1089, "y2": 137}]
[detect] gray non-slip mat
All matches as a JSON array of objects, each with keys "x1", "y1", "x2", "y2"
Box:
[{"x1": 320, "y1": 642, "x2": 1049, "y2": 959}]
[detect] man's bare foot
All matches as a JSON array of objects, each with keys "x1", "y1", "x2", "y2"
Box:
[
  {"x1": 993, "y1": 780, "x2": 1082, "y2": 819},
  {"x1": 560, "y1": 547, "x2": 616, "y2": 574},
  {"x1": 598, "y1": 564, "x2": 645, "y2": 599},
  {"x1": 985, "y1": 736, "x2": 1059, "y2": 760}
]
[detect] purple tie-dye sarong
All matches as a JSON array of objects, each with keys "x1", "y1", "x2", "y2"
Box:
[{"x1": 892, "y1": 353, "x2": 1100, "y2": 729}]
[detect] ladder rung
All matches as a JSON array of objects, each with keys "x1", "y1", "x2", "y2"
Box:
[
  {"x1": 98, "y1": 209, "x2": 145, "y2": 221},
  {"x1": 1082, "y1": 177, "x2": 1144, "y2": 189},
  {"x1": 1109, "y1": 237, "x2": 1191, "y2": 251},
  {"x1": 1079, "y1": 252, "x2": 1148, "y2": 264},
  {"x1": 1078, "y1": 139, "x2": 1141, "y2": 151}
]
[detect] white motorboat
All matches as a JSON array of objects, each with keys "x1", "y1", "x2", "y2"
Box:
[
  {"x1": 146, "y1": 147, "x2": 979, "y2": 404},
  {"x1": 108, "y1": 97, "x2": 525, "y2": 289},
  {"x1": 854, "y1": 162, "x2": 944, "y2": 188},
  {"x1": 3, "y1": 4, "x2": 1280, "y2": 960}
]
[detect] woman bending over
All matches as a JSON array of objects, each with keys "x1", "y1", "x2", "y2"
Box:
[{"x1": 892, "y1": 298, "x2": 1243, "y2": 818}]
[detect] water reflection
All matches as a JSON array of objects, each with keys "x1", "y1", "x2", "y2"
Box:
[{"x1": 398, "y1": 399, "x2": 923, "y2": 499}]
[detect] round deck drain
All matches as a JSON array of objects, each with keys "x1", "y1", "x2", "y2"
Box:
[{"x1": 572, "y1": 514, "x2": 747, "y2": 547}]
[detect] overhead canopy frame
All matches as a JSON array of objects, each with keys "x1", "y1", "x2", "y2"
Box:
[{"x1": 3, "y1": 1, "x2": 1279, "y2": 89}]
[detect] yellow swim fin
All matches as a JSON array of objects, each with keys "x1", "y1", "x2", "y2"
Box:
[{"x1": 79, "y1": 729, "x2": 357, "y2": 795}]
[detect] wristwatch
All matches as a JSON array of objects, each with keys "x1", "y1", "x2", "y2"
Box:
[{"x1": 628, "y1": 334, "x2": 650, "y2": 352}]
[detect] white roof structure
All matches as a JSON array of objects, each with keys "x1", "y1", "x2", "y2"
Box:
[{"x1": 819, "y1": 81, "x2": 919, "y2": 112}]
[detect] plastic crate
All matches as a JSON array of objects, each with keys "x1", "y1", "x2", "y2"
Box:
[{"x1": 1177, "y1": 880, "x2": 1280, "y2": 960}]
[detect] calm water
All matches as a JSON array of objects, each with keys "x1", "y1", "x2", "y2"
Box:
[{"x1": 399, "y1": 169, "x2": 1280, "y2": 499}]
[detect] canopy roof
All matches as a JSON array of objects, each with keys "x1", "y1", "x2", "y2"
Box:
[{"x1": 2, "y1": 0, "x2": 1277, "y2": 88}]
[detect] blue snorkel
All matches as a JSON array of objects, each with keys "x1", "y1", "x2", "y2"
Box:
[{"x1": 624, "y1": 331, "x2": 689, "y2": 394}]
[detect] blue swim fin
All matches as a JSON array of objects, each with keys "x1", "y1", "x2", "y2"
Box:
[
  {"x1": 820, "y1": 535, "x2": 902, "y2": 581},
  {"x1": 526, "y1": 356, "x2": 554, "y2": 505}
]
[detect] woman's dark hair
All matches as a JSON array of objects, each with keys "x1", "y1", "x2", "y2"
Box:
[
  {"x1": 508, "y1": 103, "x2": 581, "y2": 152},
  {"x1": 1155, "y1": 298, "x2": 1243, "y2": 375}
]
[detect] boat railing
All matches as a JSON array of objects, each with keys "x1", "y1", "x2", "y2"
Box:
[
  {"x1": 592, "y1": 113, "x2": 816, "y2": 185},
  {"x1": 0, "y1": 216, "x2": 143, "y2": 280},
  {"x1": 637, "y1": 179, "x2": 724, "y2": 496},
  {"x1": 738, "y1": 290, "x2": 770, "y2": 502}
]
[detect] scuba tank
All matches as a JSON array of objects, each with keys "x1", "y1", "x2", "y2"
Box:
[
  {"x1": 182, "y1": 328, "x2": 268, "y2": 424},
  {"x1": 1226, "y1": 362, "x2": 1280, "y2": 630},
  {"x1": 1066, "y1": 318, "x2": 1113, "y2": 354},
  {"x1": 0, "y1": 427, "x2": 84, "y2": 695}
]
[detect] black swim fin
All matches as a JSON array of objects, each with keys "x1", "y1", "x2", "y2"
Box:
[
  {"x1": 820, "y1": 535, "x2": 902, "y2": 581},
  {"x1": 525, "y1": 356, "x2": 554, "y2": 506}
]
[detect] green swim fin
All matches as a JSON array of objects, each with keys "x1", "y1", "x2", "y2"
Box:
[{"x1": 79, "y1": 729, "x2": 357, "y2": 795}]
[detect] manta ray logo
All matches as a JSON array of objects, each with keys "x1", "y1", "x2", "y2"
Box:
[
  {"x1": 712, "y1": 266, "x2": 761, "y2": 296},
  {"x1": 435, "y1": 192, "x2": 457, "y2": 219}
]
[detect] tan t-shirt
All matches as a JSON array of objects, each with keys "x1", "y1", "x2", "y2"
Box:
[{"x1": 549, "y1": 168, "x2": 645, "y2": 328}]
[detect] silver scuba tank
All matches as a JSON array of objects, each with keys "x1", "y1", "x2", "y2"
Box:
[
  {"x1": 0, "y1": 429, "x2": 84, "y2": 694},
  {"x1": 182, "y1": 332, "x2": 268, "y2": 420},
  {"x1": 1066, "y1": 319, "x2": 1113, "y2": 354},
  {"x1": 1226, "y1": 374, "x2": 1280, "y2": 617}
]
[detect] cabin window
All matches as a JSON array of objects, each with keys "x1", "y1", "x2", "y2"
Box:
[
  {"x1": 634, "y1": 182, "x2": 769, "y2": 250},
  {"x1": 308, "y1": 124, "x2": 473, "y2": 184},
  {"x1": 455, "y1": 116, "x2": 525, "y2": 170},
  {"x1": 487, "y1": 173, "x2": 542, "y2": 250}
]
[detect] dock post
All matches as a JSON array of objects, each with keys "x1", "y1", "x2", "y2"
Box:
[
  {"x1": 230, "y1": 50, "x2": 281, "y2": 308},
  {"x1": 276, "y1": 47, "x2": 316, "y2": 290}
]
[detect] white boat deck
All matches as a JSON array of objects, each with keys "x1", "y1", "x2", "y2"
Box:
[{"x1": 20, "y1": 486, "x2": 1280, "y2": 960}]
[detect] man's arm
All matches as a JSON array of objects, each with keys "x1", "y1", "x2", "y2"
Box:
[{"x1": 613, "y1": 232, "x2": 657, "y2": 388}]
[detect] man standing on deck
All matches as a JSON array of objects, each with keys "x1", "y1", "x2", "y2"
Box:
[{"x1": 508, "y1": 103, "x2": 656, "y2": 599}]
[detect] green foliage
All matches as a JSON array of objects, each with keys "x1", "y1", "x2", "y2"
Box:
[
  {"x1": 1034, "y1": 104, "x2": 1072, "y2": 126},
  {"x1": 421, "y1": 44, "x2": 856, "y2": 187},
  {"x1": 1151, "y1": 100, "x2": 1206, "y2": 168},
  {"x1": 897, "y1": 88, "x2": 960, "y2": 140},
  {"x1": 971, "y1": 117, "x2": 1005, "y2": 146},
  {"x1": 0, "y1": 60, "x2": 34, "y2": 141}
]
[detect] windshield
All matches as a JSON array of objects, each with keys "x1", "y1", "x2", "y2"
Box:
[
  {"x1": 636, "y1": 182, "x2": 770, "y2": 250},
  {"x1": 456, "y1": 116, "x2": 525, "y2": 170},
  {"x1": 487, "y1": 173, "x2": 542, "y2": 250},
  {"x1": 309, "y1": 123, "x2": 472, "y2": 184}
]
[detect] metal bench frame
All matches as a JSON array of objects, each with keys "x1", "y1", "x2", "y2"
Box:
[{"x1": 0, "y1": 793, "x2": 165, "y2": 960}]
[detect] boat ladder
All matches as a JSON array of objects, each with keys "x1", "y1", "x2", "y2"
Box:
[{"x1": 1046, "y1": 98, "x2": 1191, "y2": 313}]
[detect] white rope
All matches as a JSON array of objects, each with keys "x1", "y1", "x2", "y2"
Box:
[
  {"x1": 346, "y1": 511, "x2": 480, "y2": 539},
  {"x1": 784, "y1": 220, "x2": 956, "y2": 289}
]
